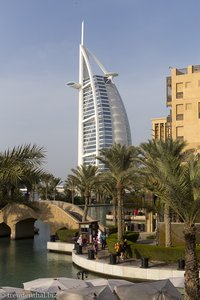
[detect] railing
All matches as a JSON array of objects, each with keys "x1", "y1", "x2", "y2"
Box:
[
  {"x1": 193, "y1": 65, "x2": 200, "y2": 73},
  {"x1": 176, "y1": 68, "x2": 187, "y2": 75}
]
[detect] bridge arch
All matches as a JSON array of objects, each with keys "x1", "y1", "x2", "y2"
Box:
[
  {"x1": 15, "y1": 218, "x2": 37, "y2": 239},
  {"x1": 0, "y1": 222, "x2": 11, "y2": 237},
  {"x1": 0, "y1": 200, "x2": 106, "y2": 239}
]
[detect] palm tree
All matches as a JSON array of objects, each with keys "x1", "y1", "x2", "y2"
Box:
[
  {"x1": 139, "y1": 139, "x2": 186, "y2": 247},
  {"x1": 139, "y1": 139, "x2": 200, "y2": 300},
  {"x1": 97, "y1": 143, "x2": 138, "y2": 241},
  {"x1": 38, "y1": 173, "x2": 62, "y2": 200},
  {"x1": 51, "y1": 177, "x2": 62, "y2": 200},
  {"x1": 21, "y1": 168, "x2": 45, "y2": 201},
  {"x1": 70, "y1": 165, "x2": 99, "y2": 221},
  {"x1": 39, "y1": 173, "x2": 53, "y2": 200},
  {"x1": 98, "y1": 174, "x2": 118, "y2": 225},
  {"x1": 0, "y1": 144, "x2": 45, "y2": 205},
  {"x1": 65, "y1": 175, "x2": 77, "y2": 204}
]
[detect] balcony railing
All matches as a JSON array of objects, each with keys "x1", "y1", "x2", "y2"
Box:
[
  {"x1": 176, "y1": 68, "x2": 187, "y2": 75},
  {"x1": 193, "y1": 65, "x2": 200, "y2": 73}
]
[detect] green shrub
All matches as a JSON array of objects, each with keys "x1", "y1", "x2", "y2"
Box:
[
  {"x1": 107, "y1": 237, "x2": 200, "y2": 262},
  {"x1": 56, "y1": 228, "x2": 79, "y2": 243},
  {"x1": 146, "y1": 235, "x2": 156, "y2": 240},
  {"x1": 124, "y1": 231, "x2": 140, "y2": 243},
  {"x1": 130, "y1": 244, "x2": 185, "y2": 262}
]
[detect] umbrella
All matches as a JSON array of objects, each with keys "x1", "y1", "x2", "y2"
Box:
[
  {"x1": 56, "y1": 285, "x2": 117, "y2": 300},
  {"x1": 168, "y1": 278, "x2": 184, "y2": 289},
  {"x1": 114, "y1": 279, "x2": 183, "y2": 300},
  {"x1": 23, "y1": 277, "x2": 88, "y2": 294},
  {"x1": 0, "y1": 287, "x2": 27, "y2": 300},
  {"x1": 85, "y1": 278, "x2": 134, "y2": 291}
]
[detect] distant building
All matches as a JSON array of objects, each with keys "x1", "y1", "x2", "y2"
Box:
[
  {"x1": 67, "y1": 22, "x2": 132, "y2": 170},
  {"x1": 152, "y1": 65, "x2": 200, "y2": 150}
]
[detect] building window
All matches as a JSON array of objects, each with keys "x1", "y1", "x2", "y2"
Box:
[
  {"x1": 176, "y1": 82, "x2": 183, "y2": 99},
  {"x1": 176, "y1": 104, "x2": 183, "y2": 120},
  {"x1": 176, "y1": 126, "x2": 184, "y2": 140},
  {"x1": 185, "y1": 103, "x2": 192, "y2": 110},
  {"x1": 185, "y1": 81, "x2": 191, "y2": 88}
]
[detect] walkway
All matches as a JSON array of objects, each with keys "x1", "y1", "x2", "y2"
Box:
[{"x1": 47, "y1": 241, "x2": 185, "y2": 281}]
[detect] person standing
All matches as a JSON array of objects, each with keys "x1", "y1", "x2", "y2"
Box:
[
  {"x1": 114, "y1": 241, "x2": 121, "y2": 262},
  {"x1": 77, "y1": 234, "x2": 83, "y2": 246},
  {"x1": 93, "y1": 237, "x2": 98, "y2": 259},
  {"x1": 100, "y1": 232, "x2": 107, "y2": 250}
]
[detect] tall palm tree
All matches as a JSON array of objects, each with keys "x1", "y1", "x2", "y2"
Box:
[
  {"x1": 97, "y1": 143, "x2": 138, "y2": 241},
  {"x1": 139, "y1": 139, "x2": 186, "y2": 247},
  {"x1": 98, "y1": 174, "x2": 118, "y2": 225},
  {"x1": 139, "y1": 139, "x2": 200, "y2": 300},
  {"x1": 70, "y1": 165, "x2": 99, "y2": 221}
]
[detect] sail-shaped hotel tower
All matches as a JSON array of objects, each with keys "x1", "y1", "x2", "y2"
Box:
[{"x1": 67, "y1": 22, "x2": 132, "y2": 170}]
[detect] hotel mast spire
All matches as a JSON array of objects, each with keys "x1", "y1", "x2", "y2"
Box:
[{"x1": 81, "y1": 21, "x2": 84, "y2": 46}]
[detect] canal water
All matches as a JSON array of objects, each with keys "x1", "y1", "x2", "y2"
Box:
[
  {"x1": 0, "y1": 204, "x2": 119, "y2": 287},
  {"x1": 0, "y1": 220, "x2": 99, "y2": 287}
]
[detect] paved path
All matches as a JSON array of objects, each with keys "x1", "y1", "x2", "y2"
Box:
[
  {"x1": 47, "y1": 241, "x2": 185, "y2": 281},
  {"x1": 72, "y1": 247, "x2": 185, "y2": 281}
]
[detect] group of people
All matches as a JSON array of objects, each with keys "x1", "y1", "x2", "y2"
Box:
[
  {"x1": 114, "y1": 239, "x2": 128, "y2": 262},
  {"x1": 76, "y1": 229, "x2": 107, "y2": 258},
  {"x1": 93, "y1": 230, "x2": 107, "y2": 257}
]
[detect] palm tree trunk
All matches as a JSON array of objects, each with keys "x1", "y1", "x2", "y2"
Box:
[
  {"x1": 184, "y1": 224, "x2": 199, "y2": 300},
  {"x1": 164, "y1": 203, "x2": 172, "y2": 247},
  {"x1": 71, "y1": 190, "x2": 74, "y2": 204},
  {"x1": 112, "y1": 197, "x2": 117, "y2": 226},
  {"x1": 117, "y1": 186, "x2": 123, "y2": 241},
  {"x1": 45, "y1": 185, "x2": 48, "y2": 200},
  {"x1": 82, "y1": 195, "x2": 89, "y2": 222}
]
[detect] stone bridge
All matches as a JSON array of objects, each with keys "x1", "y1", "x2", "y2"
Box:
[{"x1": 0, "y1": 200, "x2": 105, "y2": 239}]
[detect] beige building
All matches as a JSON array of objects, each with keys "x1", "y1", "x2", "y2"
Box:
[{"x1": 152, "y1": 64, "x2": 200, "y2": 150}]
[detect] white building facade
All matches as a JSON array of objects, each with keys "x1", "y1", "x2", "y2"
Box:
[{"x1": 68, "y1": 22, "x2": 132, "y2": 170}]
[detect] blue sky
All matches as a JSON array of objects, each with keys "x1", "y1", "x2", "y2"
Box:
[{"x1": 0, "y1": 0, "x2": 200, "y2": 180}]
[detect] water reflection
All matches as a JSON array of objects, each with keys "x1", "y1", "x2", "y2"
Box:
[{"x1": 0, "y1": 220, "x2": 98, "y2": 287}]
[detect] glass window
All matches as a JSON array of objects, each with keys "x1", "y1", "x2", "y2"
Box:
[
  {"x1": 176, "y1": 104, "x2": 184, "y2": 120},
  {"x1": 176, "y1": 126, "x2": 184, "y2": 140},
  {"x1": 176, "y1": 82, "x2": 183, "y2": 99}
]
